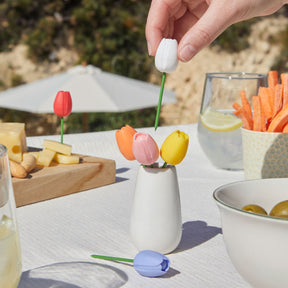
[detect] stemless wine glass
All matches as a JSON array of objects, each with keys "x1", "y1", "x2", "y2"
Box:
[
  {"x1": 197, "y1": 72, "x2": 267, "y2": 170},
  {"x1": 0, "y1": 144, "x2": 22, "y2": 288}
]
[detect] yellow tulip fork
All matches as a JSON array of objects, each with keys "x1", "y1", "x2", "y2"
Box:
[{"x1": 160, "y1": 130, "x2": 189, "y2": 168}]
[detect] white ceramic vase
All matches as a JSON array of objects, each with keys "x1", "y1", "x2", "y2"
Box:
[{"x1": 130, "y1": 165, "x2": 182, "y2": 254}]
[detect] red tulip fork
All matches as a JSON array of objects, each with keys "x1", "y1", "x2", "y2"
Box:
[{"x1": 53, "y1": 91, "x2": 72, "y2": 143}]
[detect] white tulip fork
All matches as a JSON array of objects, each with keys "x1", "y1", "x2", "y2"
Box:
[
  {"x1": 155, "y1": 39, "x2": 178, "y2": 73},
  {"x1": 154, "y1": 39, "x2": 178, "y2": 130}
]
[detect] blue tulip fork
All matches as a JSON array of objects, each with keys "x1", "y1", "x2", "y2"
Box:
[{"x1": 91, "y1": 250, "x2": 170, "y2": 277}]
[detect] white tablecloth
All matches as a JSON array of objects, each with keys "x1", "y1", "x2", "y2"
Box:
[{"x1": 17, "y1": 123, "x2": 250, "y2": 288}]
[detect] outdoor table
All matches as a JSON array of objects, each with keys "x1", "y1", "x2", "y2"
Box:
[{"x1": 17, "y1": 123, "x2": 250, "y2": 288}]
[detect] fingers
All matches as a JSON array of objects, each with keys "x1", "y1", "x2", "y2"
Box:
[
  {"x1": 145, "y1": 1, "x2": 168, "y2": 55},
  {"x1": 146, "y1": 0, "x2": 287, "y2": 62},
  {"x1": 177, "y1": 0, "x2": 286, "y2": 62},
  {"x1": 145, "y1": 0, "x2": 235, "y2": 61},
  {"x1": 178, "y1": 2, "x2": 235, "y2": 62},
  {"x1": 173, "y1": 10, "x2": 199, "y2": 44},
  {"x1": 145, "y1": 0, "x2": 185, "y2": 56}
]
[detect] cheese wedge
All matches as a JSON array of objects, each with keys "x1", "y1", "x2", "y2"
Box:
[
  {"x1": 37, "y1": 149, "x2": 56, "y2": 167},
  {"x1": 54, "y1": 153, "x2": 80, "y2": 164},
  {"x1": 42, "y1": 140, "x2": 72, "y2": 155},
  {"x1": 0, "y1": 123, "x2": 27, "y2": 162}
]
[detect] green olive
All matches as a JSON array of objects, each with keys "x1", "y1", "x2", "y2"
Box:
[
  {"x1": 269, "y1": 200, "x2": 288, "y2": 218},
  {"x1": 242, "y1": 204, "x2": 267, "y2": 215}
]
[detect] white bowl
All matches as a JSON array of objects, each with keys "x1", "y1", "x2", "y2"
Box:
[{"x1": 213, "y1": 178, "x2": 288, "y2": 288}]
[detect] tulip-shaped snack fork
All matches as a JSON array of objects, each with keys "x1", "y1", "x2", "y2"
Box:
[
  {"x1": 91, "y1": 250, "x2": 170, "y2": 277},
  {"x1": 154, "y1": 38, "x2": 178, "y2": 130}
]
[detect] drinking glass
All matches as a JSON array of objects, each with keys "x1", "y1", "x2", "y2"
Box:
[
  {"x1": 0, "y1": 144, "x2": 22, "y2": 288},
  {"x1": 197, "y1": 72, "x2": 267, "y2": 170}
]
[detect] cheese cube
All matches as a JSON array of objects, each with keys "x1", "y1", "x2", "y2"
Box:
[
  {"x1": 0, "y1": 123, "x2": 27, "y2": 162},
  {"x1": 54, "y1": 153, "x2": 80, "y2": 164},
  {"x1": 42, "y1": 140, "x2": 72, "y2": 155},
  {"x1": 37, "y1": 149, "x2": 56, "y2": 167}
]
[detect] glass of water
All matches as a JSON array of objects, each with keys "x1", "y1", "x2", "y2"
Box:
[
  {"x1": 197, "y1": 72, "x2": 267, "y2": 170},
  {"x1": 0, "y1": 144, "x2": 22, "y2": 288}
]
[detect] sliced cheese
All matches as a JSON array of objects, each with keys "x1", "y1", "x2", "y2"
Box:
[
  {"x1": 54, "y1": 153, "x2": 80, "y2": 164},
  {"x1": 42, "y1": 140, "x2": 72, "y2": 155},
  {"x1": 37, "y1": 149, "x2": 56, "y2": 167},
  {"x1": 0, "y1": 123, "x2": 27, "y2": 162}
]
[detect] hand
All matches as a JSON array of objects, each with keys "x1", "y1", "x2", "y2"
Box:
[{"x1": 145, "y1": 0, "x2": 286, "y2": 62}]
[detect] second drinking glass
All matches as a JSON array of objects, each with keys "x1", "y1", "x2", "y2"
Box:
[{"x1": 197, "y1": 72, "x2": 267, "y2": 170}]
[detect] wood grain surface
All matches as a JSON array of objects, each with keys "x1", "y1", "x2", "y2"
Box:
[{"x1": 12, "y1": 155, "x2": 116, "y2": 207}]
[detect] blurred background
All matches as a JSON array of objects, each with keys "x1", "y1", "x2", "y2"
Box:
[{"x1": 0, "y1": 1, "x2": 287, "y2": 136}]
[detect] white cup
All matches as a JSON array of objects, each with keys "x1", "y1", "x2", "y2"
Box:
[{"x1": 242, "y1": 128, "x2": 288, "y2": 179}]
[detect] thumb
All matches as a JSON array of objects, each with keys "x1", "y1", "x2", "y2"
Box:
[{"x1": 178, "y1": 3, "x2": 235, "y2": 62}]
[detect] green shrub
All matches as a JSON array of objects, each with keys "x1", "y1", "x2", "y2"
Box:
[
  {"x1": 66, "y1": 108, "x2": 157, "y2": 133},
  {"x1": 1, "y1": 0, "x2": 153, "y2": 80},
  {"x1": 212, "y1": 19, "x2": 259, "y2": 53},
  {"x1": 0, "y1": 0, "x2": 156, "y2": 134},
  {"x1": 11, "y1": 74, "x2": 25, "y2": 87},
  {"x1": 25, "y1": 17, "x2": 59, "y2": 61},
  {"x1": 0, "y1": 80, "x2": 5, "y2": 91}
]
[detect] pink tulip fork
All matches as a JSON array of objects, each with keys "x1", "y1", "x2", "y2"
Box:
[{"x1": 132, "y1": 133, "x2": 159, "y2": 166}]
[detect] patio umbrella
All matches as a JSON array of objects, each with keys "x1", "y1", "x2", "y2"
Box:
[{"x1": 0, "y1": 65, "x2": 176, "y2": 113}]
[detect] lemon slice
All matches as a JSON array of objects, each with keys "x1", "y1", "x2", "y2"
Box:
[{"x1": 200, "y1": 107, "x2": 242, "y2": 132}]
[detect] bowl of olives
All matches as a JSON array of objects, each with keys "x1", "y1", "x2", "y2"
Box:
[{"x1": 213, "y1": 178, "x2": 288, "y2": 288}]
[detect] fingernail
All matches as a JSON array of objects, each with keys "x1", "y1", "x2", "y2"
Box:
[
  {"x1": 147, "y1": 42, "x2": 152, "y2": 56},
  {"x1": 179, "y1": 45, "x2": 196, "y2": 62}
]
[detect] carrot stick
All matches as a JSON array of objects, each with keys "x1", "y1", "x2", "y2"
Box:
[
  {"x1": 252, "y1": 96, "x2": 266, "y2": 131},
  {"x1": 268, "y1": 70, "x2": 278, "y2": 88},
  {"x1": 273, "y1": 84, "x2": 283, "y2": 117},
  {"x1": 259, "y1": 98, "x2": 267, "y2": 132},
  {"x1": 232, "y1": 102, "x2": 241, "y2": 110},
  {"x1": 232, "y1": 102, "x2": 241, "y2": 116},
  {"x1": 268, "y1": 104, "x2": 288, "y2": 132},
  {"x1": 238, "y1": 107, "x2": 253, "y2": 130},
  {"x1": 258, "y1": 87, "x2": 273, "y2": 122},
  {"x1": 268, "y1": 87, "x2": 275, "y2": 114},
  {"x1": 281, "y1": 73, "x2": 288, "y2": 107},
  {"x1": 283, "y1": 122, "x2": 288, "y2": 133},
  {"x1": 232, "y1": 102, "x2": 253, "y2": 130},
  {"x1": 233, "y1": 110, "x2": 240, "y2": 117},
  {"x1": 266, "y1": 119, "x2": 272, "y2": 131},
  {"x1": 240, "y1": 90, "x2": 253, "y2": 120}
]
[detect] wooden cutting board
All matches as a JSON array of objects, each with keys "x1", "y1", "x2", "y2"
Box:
[{"x1": 12, "y1": 154, "x2": 116, "y2": 207}]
